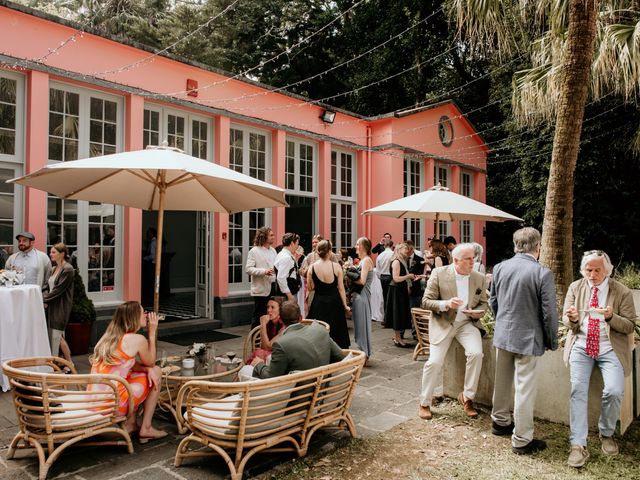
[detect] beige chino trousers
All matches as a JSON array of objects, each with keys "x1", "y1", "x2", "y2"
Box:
[
  {"x1": 419, "y1": 320, "x2": 483, "y2": 406},
  {"x1": 491, "y1": 348, "x2": 539, "y2": 448}
]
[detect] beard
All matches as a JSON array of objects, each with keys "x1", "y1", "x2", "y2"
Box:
[{"x1": 18, "y1": 244, "x2": 31, "y2": 252}]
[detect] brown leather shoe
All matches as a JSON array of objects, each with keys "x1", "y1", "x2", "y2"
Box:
[
  {"x1": 457, "y1": 392, "x2": 478, "y2": 418},
  {"x1": 418, "y1": 405, "x2": 432, "y2": 420}
]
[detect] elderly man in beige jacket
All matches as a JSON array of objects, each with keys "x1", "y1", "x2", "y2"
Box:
[
  {"x1": 563, "y1": 250, "x2": 637, "y2": 468},
  {"x1": 418, "y1": 243, "x2": 488, "y2": 420}
]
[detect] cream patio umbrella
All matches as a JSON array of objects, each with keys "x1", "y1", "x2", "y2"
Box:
[
  {"x1": 9, "y1": 145, "x2": 288, "y2": 313},
  {"x1": 363, "y1": 184, "x2": 522, "y2": 223}
]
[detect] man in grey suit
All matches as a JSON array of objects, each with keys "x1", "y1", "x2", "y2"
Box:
[
  {"x1": 252, "y1": 301, "x2": 344, "y2": 378},
  {"x1": 490, "y1": 227, "x2": 558, "y2": 455}
]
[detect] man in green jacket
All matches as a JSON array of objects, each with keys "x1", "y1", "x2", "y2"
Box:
[{"x1": 251, "y1": 301, "x2": 344, "y2": 379}]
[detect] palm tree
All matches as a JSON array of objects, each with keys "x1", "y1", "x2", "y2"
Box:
[{"x1": 451, "y1": 0, "x2": 640, "y2": 303}]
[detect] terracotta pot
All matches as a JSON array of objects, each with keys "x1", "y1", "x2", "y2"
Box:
[{"x1": 65, "y1": 322, "x2": 92, "y2": 356}]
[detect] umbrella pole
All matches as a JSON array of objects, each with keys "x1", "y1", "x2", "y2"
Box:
[{"x1": 153, "y1": 183, "x2": 166, "y2": 314}]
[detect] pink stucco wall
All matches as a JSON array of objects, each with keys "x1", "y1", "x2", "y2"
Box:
[{"x1": 1, "y1": 4, "x2": 492, "y2": 305}]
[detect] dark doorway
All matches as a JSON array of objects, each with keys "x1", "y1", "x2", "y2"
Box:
[{"x1": 285, "y1": 195, "x2": 314, "y2": 254}]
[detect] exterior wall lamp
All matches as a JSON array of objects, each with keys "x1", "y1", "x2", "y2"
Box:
[{"x1": 320, "y1": 109, "x2": 336, "y2": 124}]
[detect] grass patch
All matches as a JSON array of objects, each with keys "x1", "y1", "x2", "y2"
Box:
[{"x1": 260, "y1": 400, "x2": 640, "y2": 480}]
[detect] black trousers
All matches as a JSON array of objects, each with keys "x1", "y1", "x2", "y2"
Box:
[
  {"x1": 379, "y1": 274, "x2": 392, "y2": 326},
  {"x1": 251, "y1": 295, "x2": 270, "y2": 329}
]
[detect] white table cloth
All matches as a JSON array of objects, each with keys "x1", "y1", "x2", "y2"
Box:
[{"x1": 0, "y1": 285, "x2": 51, "y2": 391}]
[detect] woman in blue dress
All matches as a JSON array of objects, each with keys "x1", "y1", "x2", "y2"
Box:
[{"x1": 351, "y1": 237, "x2": 374, "y2": 362}]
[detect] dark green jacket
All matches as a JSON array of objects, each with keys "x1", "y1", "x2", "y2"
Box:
[{"x1": 253, "y1": 322, "x2": 344, "y2": 379}]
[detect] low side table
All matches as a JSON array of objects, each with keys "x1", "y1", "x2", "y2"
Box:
[{"x1": 158, "y1": 357, "x2": 242, "y2": 434}]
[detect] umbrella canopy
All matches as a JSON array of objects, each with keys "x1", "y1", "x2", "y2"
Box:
[
  {"x1": 8, "y1": 146, "x2": 286, "y2": 213},
  {"x1": 9, "y1": 146, "x2": 288, "y2": 313},
  {"x1": 363, "y1": 184, "x2": 522, "y2": 222}
]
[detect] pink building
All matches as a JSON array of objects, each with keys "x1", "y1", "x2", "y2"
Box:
[{"x1": 0, "y1": 3, "x2": 488, "y2": 325}]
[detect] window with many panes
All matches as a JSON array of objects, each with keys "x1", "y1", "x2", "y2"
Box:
[
  {"x1": 0, "y1": 71, "x2": 24, "y2": 263},
  {"x1": 330, "y1": 150, "x2": 355, "y2": 249},
  {"x1": 0, "y1": 74, "x2": 22, "y2": 158},
  {"x1": 143, "y1": 106, "x2": 211, "y2": 160},
  {"x1": 433, "y1": 164, "x2": 450, "y2": 239},
  {"x1": 460, "y1": 171, "x2": 473, "y2": 242},
  {"x1": 0, "y1": 168, "x2": 20, "y2": 266},
  {"x1": 404, "y1": 157, "x2": 423, "y2": 249},
  {"x1": 228, "y1": 126, "x2": 270, "y2": 291},
  {"x1": 47, "y1": 84, "x2": 123, "y2": 301},
  {"x1": 285, "y1": 139, "x2": 315, "y2": 193}
]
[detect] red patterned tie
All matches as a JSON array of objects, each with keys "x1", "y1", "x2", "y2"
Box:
[{"x1": 586, "y1": 286, "x2": 600, "y2": 359}]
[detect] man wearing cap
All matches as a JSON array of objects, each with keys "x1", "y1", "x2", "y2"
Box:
[{"x1": 5, "y1": 232, "x2": 52, "y2": 288}]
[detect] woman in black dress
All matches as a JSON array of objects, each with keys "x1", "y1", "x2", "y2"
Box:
[
  {"x1": 384, "y1": 242, "x2": 417, "y2": 348},
  {"x1": 307, "y1": 239, "x2": 351, "y2": 348},
  {"x1": 431, "y1": 238, "x2": 450, "y2": 268}
]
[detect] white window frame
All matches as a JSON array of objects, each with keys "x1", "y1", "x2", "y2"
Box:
[
  {"x1": 0, "y1": 70, "x2": 25, "y2": 164},
  {"x1": 285, "y1": 137, "x2": 317, "y2": 196},
  {"x1": 0, "y1": 163, "x2": 23, "y2": 261},
  {"x1": 460, "y1": 171, "x2": 474, "y2": 243},
  {"x1": 330, "y1": 148, "x2": 356, "y2": 250},
  {"x1": 434, "y1": 163, "x2": 451, "y2": 239},
  {"x1": 228, "y1": 124, "x2": 272, "y2": 294},
  {"x1": 47, "y1": 82, "x2": 124, "y2": 304},
  {"x1": 143, "y1": 103, "x2": 213, "y2": 160},
  {"x1": 0, "y1": 71, "x2": 25, "y2": 258},
  {"x1": 404, "y1": 156, "x2": 423, "y2": 249}
]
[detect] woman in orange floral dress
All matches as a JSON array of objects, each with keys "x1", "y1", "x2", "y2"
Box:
[{"x1": 89, "y1": 301, "x2": 166, "y2": 442}]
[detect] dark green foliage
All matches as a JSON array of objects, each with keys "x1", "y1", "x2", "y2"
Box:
[
  {"x1": 16, "y1": 0, "x2": 640, "y2": 270},
  {"x1": 70, "y1": 269, "x2": 96, "y2": 324}
]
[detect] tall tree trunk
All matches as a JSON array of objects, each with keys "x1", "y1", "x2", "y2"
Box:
[{"x1": 540, "y1": 0, "x2": 598, "y2": 307}]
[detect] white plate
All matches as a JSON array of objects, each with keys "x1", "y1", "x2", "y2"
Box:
[
  {"x1": 462, "y1": 309, "x2": 485, "y2": 315},
  {"x1": 586, "y1": 308, "x2": 607, "y2": 315}
]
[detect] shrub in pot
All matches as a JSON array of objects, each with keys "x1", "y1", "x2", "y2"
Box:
[
  {"x1": 65, "y1": 269, "x2": 96, "y2": 355},
  {"x1": 614, "y1": 263, "x2": 640, "y2": 340}
]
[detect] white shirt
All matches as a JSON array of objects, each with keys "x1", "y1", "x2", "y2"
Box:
[
  {"x1": 376, "y1": 248, "x2": 394, "y2": 275},
  {"x1": 454, "y1": 272, "x2": 470, "y2": 322},
  {"x1": 11, "y1": 248, "x2": 39, "y2": 285},
  {"x1": 274, "y1": 248, "x2": 297, "y2": 294},
  {"x1": 575, "y1": 278, "x2": 612, "y2": 355}
]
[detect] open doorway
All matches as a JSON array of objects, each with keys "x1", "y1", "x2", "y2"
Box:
[
  {"x1": 285, "y1": 195, "x2": 314, "y2": 254},
  {"x1": 141, "y1": 211, "x2": 201, "y2": 319}
]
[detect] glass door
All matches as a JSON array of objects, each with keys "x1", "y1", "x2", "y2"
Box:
[{"x1": 195, "y1": 211, "x2": 212, "y2": 318}]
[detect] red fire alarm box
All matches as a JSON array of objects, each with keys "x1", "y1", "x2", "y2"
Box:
[{"x1": 186, "y1": 79, "x2": 198, "y2": 97}]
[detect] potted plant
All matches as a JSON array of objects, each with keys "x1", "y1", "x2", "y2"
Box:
[
  {"x1": 65, "y1": 269, "x2": 96, "y2": 355},
  {"x1": 614, "y1": 263, "x2": 640, "y2": 339}
]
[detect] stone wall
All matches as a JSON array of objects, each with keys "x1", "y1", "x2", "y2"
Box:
[{"x1": 443, "y1": 338, "x2": 639, "y2": 435}]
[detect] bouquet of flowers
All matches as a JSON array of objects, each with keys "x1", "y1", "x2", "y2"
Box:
[
  {"x1": 0, "y1": 269, "x2": 25, "y2": 287},
  {"x1": 187, "y1": 342, "x2": 206, "y2": 357}
]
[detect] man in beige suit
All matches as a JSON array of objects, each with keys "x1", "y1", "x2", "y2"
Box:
[
  {"x1": 563, "y1": 250, "x2": 637, "y2": 468},
  {"x1": 418, "y1": 243, "x2": 488, "y2": 420}
]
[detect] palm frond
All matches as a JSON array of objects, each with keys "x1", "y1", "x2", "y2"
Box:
[
  {"x1": 592, "y1": 18, "x2": 640, "y2": 102},
  {"x1": 511, "y1": 31, "x2": 566, "y2": 126},
  {"x1": 449, "y1": 0, "x2": 522, "y2": 58}
]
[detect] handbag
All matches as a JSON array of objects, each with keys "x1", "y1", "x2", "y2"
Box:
[
  {"x1": 274, "y1": 258, "x2": 301, "y2": 295},
  {"x1": 346, "y1": 266, "x2": 363, "y2": 294}
]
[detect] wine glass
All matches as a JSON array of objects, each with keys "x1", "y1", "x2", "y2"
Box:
[{"x1": 160, "y1": 350, "x2": 167, "y2": 367}]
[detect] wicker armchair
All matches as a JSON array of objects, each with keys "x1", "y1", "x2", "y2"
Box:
[
  {"x1": 411, "y1": 308, "x2": 431, "y2": 360},
  {"x1": 174, "y1": 349, "x2": 365, "y2": 480},
  {"x1": 242, "y1": 319, "x2": 330, "y2": 360},
  {"x1": 2, "y1": 356, "x2": 135, "y2": 480}
]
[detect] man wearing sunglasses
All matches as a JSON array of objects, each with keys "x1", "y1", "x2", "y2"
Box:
[{"x1": 563, "y1": 250, "x2": 637, "y2": 468}]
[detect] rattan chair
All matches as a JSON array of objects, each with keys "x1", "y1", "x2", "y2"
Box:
[
  {"x1": 411, "y1": 308, "x2": 431, "y2": 360},
  {"x1": 2, "y1": 356, "x2": 135, "y2": 480},
  {"x1": 242, "y1": 319, "x2": 330, "y2": 360},
  {"x1": 174, "y1": 349, "x2": 365, "y2": 480}
]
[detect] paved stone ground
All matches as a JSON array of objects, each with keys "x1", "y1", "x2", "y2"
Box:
[{"x1": 0, "y1": 320, "x2": 425, "y2": 479}]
